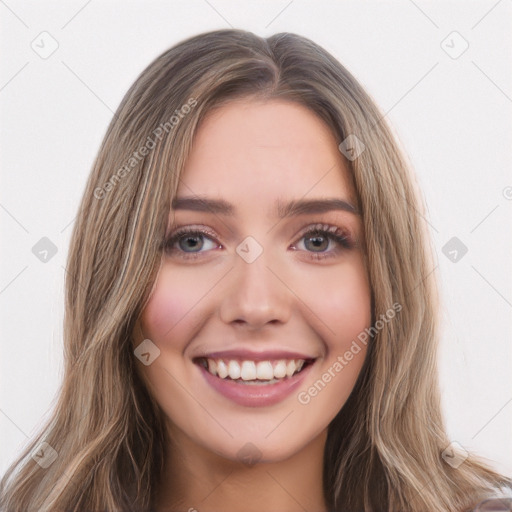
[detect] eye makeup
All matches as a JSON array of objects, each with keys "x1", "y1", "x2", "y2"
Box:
[{"x1": 162, "y1": 222, "x2": 356, "y2": 262}]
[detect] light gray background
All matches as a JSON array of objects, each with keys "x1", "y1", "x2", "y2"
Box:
[{"x1": 1, "y1": 0, "x2": 511, "y2": 477}]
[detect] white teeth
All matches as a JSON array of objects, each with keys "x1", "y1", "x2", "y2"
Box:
[
  {"x1": 200, "y1": 357, "x2": 309, "y2": 381},
  {"x1": 240, "y1": 361, "x2": 257, "y2": 381},
  {"x1": 216, "y1": 360, "x2": 228, "y2": 379},
  {"x1": 228, "y1": 360, "x2": 241, "y2": 380},
  {"x1": 273, "y1": 360, "x2": 287, "y2": 379},
  {"x1": 286, "y1": 360, "x2": 297, "y2": 377},
  {"x1": 207, "y1": 359, "x2": 217, "y2": 376},
  {"x1": 256, "y1": 361, "x2": 274, "y2": 380}
]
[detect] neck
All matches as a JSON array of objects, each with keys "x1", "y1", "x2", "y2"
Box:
[{"x1": 154, "y1": 427, "x2": 329, "y2": 512}]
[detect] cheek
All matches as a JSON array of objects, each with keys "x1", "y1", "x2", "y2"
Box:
[
  {"x1": 139, "y1": 266, "x2": 202, "y2": 342},
  {"x1": 296, "y1": 262, "x2": 371, "y2": 415},
  {"x1": 137, "y1": 266, "x2": 207, "y2": 409},
  {"x1": 300, "y1": 259, "x2": 372, "y2": 342}
]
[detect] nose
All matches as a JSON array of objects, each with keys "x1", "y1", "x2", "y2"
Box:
[{"x1": 219, "y1": 246, "x2": 292, "y2": 330}]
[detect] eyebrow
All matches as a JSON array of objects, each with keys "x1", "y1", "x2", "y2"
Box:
[{"x1": 171, "y1": 196, "x2": 359, "y2": 217}]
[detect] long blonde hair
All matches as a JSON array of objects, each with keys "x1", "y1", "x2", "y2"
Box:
[{"x1": 1, "y1": 29, "x2": 510, "y2": 512}]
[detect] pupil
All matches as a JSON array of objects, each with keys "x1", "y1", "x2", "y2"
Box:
[
  {"x1": 306, "y1": 235, "x2": 328, "y2": 251},
  {"x1": 179, "y1": 235, "x2": 203, "y2": 252}
]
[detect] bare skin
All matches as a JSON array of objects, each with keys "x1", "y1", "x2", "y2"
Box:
[{"x1": 134, "y1": 98, "x2": 372, "y2": 512}]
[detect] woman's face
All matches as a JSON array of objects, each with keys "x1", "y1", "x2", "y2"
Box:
[{"x1": 136, "y1": 98, "x2": 372, "y2": 463}]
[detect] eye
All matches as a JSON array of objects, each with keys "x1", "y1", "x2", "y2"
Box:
[
  {"x1": 163, "y1": 227, "x2": 220, "y2": 260},
  {"x1": 291, "y1": 223, "x2": 354, "y2": 261},
  {"x1": 163, "y1": 223, "x2": 355, "y2": 261}
]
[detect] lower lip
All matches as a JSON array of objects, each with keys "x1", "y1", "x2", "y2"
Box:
[{"x1": 196, "y1": 361, "x2": 315, "y2": 407}]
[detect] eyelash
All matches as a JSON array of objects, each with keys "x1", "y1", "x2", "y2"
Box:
[{"x1": 163, "y1": 223, "x2": 355, "y2": 262}]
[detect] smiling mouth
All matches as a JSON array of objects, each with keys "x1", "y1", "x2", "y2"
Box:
[{"x1": 193, "y1": 357, "x2": 316, "y2": 385}]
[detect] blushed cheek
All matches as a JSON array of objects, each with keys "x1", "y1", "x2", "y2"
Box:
[
  {"x1": 140, "y1": 269, "x2": 199, "y2": 343},
  {"x1": 306, "y1": 263, "x2": 371, "y2": 342}
]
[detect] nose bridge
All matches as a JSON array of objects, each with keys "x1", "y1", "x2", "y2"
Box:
[{"x1": 219, "y1": 236, "x2": 291, "y2": 328}]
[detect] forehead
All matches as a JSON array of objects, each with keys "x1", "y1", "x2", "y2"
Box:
[{"x1": 176, "y1": 98, "x2": 357, "y2": 208}]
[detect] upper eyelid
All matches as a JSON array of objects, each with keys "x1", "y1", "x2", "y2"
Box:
[{"x1": 167, "y1": 211, "x2": 360, "y2": 236}]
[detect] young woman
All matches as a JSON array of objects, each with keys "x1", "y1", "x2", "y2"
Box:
[{"x1": 1, "y1": 29, "x2": 511, "y2": 512}]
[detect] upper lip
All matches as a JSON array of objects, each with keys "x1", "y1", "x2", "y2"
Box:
[{"x1": 193, "y1": 349, "x2": 317, "y2": 362}]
